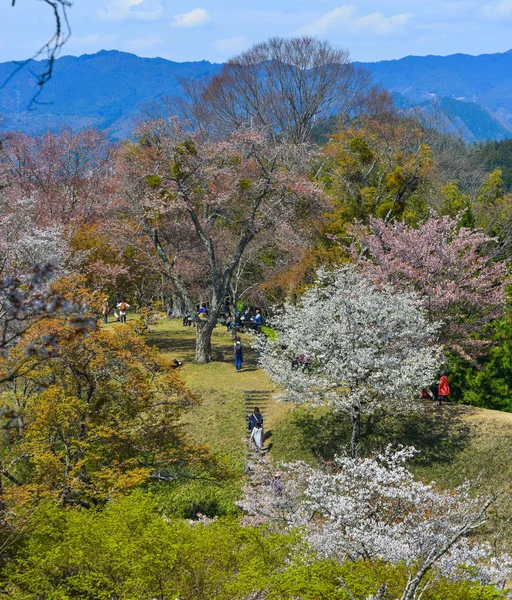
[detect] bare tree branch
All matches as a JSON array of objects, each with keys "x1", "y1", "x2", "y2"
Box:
[{"x1": 2, "y1": 0, "x2": 72, "y2": 107}]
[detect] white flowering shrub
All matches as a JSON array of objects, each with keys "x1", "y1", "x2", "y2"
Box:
[
  {"x1": 259, "y1": 266, "x2": 442, "y2": 456},
  {"x1": 239, "y1": 449, "x2": 511, "y2": 597}
]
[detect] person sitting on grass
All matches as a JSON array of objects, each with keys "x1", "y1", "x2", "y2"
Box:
[
  {"x1": 198, "y1": 304, "x2": 208, "y2": 320},
  {"x1": 253, "y1": 309, "x2": 262, "y2": 328}
]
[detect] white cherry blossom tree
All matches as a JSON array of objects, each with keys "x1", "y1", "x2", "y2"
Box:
[
  {"x1": 239, "y1": 450, "x2": 511, "y2": 599},
  {"x1": 259, "y1": 266, "x2": 442, "y2": 456}
]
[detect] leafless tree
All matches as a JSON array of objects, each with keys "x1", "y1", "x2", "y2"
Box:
[{"x1": 174, "y1": 36, "x2": 376, "y2": 143}]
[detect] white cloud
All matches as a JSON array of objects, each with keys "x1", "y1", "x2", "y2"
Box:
[
  {"x1": 482, "y1": 0, "x2": 512, "y2": 18},
  {"x1": 299, "y1": 5, "x2": 412, "y2": 36},
  {"x1": 356, "y1": 12, "x2": 412, "y2": 35},
  {"x1": 98, "y1": 0, "x2": 163, "y2": 22},
  {"x1": 300, "y1": 5, "x2": 357, "y2": 35},
  {"x1": 211, "y1": 36, "x2": 247, "y2": 55},
  {"x1": 68, "y1": 33, "x2": 117, "y2": 47},
  {"x1": 126, "y1": 35, "x2": 163, "y2": 50},
  {"x1": 171, "y1": 8, "x2": 210, "y2": 28}
]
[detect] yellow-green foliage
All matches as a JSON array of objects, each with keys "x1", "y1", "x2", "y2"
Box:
[
  {"x1": 4, "y1": 497, "x2": 505, "y2": 600},
  {"x1": 267, "y1": 559, "x2": 506, "y2": 600},
  {"x1": 4, "y1": 495, "x2": 298, "y2": 600},
  {"x1": 0, "y1": 315, "x2": 213, "y2": 509}
]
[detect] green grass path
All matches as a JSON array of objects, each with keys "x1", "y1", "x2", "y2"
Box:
[{"x1": 145, "y1": 318, "x2": 282, "y2": 465}]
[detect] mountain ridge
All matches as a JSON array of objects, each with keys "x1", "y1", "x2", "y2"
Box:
[{"x1": 1, "y1": 48, "x2": 512, "y2": 141}]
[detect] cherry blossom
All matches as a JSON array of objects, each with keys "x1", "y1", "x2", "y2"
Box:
[
  {"x1": 239, "y1": 449, "x2": 511, "y2": 598},
  {"x1": 258, "y1": 266, "x2": 441, "y2": 456},
  {"x1": 352, "y1": 215, "x2": 509, "y2": 359}
]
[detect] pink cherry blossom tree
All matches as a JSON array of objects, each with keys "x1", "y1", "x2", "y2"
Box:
[
  {"x1": 1, "y1": 128, "x2": 114, "y2": 228},
  {"x1": 351, "y1": 215, "x2": 509, "y2": 360}
]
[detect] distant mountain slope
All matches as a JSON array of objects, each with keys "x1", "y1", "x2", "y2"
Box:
[
  {"x1": 356, "y1": 50, "x2": 512, "y2": 141},
  {"x1": 0, "y1": 50, "x2": 222, "y2": 138},
  {"x1": 357, "y1": 50, "x2": 512, "y2": 110},
  {"x1": 1, "y1": 49, "x2": 512, "y2": 141}
]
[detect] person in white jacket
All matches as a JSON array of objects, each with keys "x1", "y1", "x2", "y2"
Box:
[{"x1": 250, "y1": 421, "x2": 264, "y2": 453}]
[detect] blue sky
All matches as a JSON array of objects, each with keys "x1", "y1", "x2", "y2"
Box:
[{"x1": 1, "y1": 0, "x2": 512, "y2": 64}]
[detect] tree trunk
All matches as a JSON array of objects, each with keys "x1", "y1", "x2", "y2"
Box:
[
  {"x1": 350, "y1": 404, "x2": 361, "y2": 458},
  {"x1": 230, "y1": 288, "x2": 240, "y2": 340},
  {"x1": 195, "y1": 320, "x2": 216, "y2": 363},
  {"x1": 170, "y1": 291, "x2": 187, "y2": 319}
]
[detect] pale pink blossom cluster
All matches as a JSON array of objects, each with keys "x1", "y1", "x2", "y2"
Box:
[
  {"x1": 258, "y1": 266, "x2": 441, "y2": 455},
  {"x1": 352, "y1": 215, "x2": 509, "y2": 358}
]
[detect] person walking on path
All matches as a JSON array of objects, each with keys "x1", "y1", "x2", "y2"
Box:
[
  {"x1": 438, "y1": 371, "x2": 450, "y2": 405},
  {"x1": 250, "y1": 421, "x2": 264, "y2": 453},
  {"x1": 247, "y1": 407, "x2": 263, "y2": 431},
  {"x1": 234, "y1": 337, "x2": 244, "y2": 372},
  {"x1": 101, "y1": 298, "x2": 110, "y2": 324}
]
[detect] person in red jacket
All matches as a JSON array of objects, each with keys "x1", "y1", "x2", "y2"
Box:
[{"x1": 438, "y1": 371, "x2": 450, "y2": 405}]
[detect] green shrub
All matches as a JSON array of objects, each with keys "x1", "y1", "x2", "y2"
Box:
[
  {"x1": 4, "y1": 493, "x2": 297, "y2": 600},
  {"x1": 449, "y1": 318, "x2": 512, "y2": 413},
  {"x1": 268, "y1": 559, "x2": 506, "y2": 599}
]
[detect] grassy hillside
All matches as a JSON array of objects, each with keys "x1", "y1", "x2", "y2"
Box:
[{"x1": 104, "y1": 314, "x2": 512, "y2": 550}]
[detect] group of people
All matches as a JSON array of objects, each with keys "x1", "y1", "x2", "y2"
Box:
[
  {"x1": 226, "y1": 308, "x2": 263, "y2": 332},
  {"x1": 179, "y1": 304, "x2": 264, "y2": 334},
  {"x1": 101, "y1": 298, "x2": 130, "y2": 324}
]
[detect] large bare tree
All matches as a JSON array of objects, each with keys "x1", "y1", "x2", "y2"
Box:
[
  {"x1": 174, "y1": 36, "x2": 375, "y2": 143},
  {"x1": 119, "y1": 120, "x2": 327, "y2": 363}
]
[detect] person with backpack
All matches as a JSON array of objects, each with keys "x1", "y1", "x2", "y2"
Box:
[
  {"x1": 247, "y1": 407, "x2": 263, "y2": 431},
  {"x1": 117, "y1": 300, "x2": 130, "y2": 323},
  {"x1": 234, "y1": 336, "x2": 243, "y2": 372}
]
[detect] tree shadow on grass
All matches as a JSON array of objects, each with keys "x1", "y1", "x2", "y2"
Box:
[
  {"x1": 147, "y1": 328, "x2": 237, "y2": 364},
  {"x1": 147, "y1": 329, "x2": 197, "y2": 361},
  {"x1": 287, "y1": 403, "x2": 471, "y2": 467}
]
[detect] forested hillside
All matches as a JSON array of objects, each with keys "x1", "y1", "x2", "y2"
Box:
[
  {"x1": 1, "y1": 48, "x2": 512, "y2": 140},
  {"x1": 473, "y1": 139, "x2": 512, "y2": 191},
  {"x1": 1, "y1": 37, "x2": 512, "y2": 599}
]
